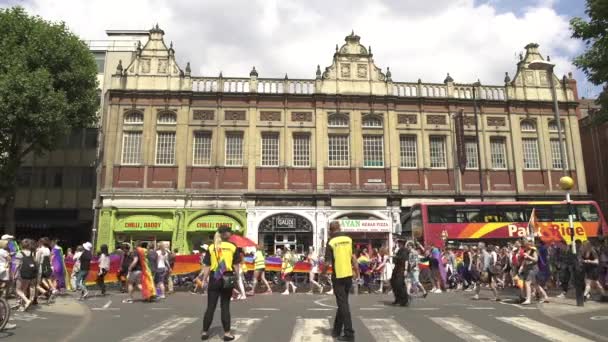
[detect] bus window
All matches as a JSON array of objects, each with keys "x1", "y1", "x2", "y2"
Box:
[
  {"x1": 551, "y1": 205, "x2": 570, "y2": 222},
  {"x1": 428, "y1": 206, "x2": 456, "y2": 223},
  {"x1": 525, "y1": 206, "x2": 552, "y2": 222},
  {"x1": 576, "y1": 204, "x2": 599, "y2": 222},
  {"x1": 498, "y1": 206, "x2": 526, "y2": 222}
]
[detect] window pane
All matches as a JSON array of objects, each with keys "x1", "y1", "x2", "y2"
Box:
[
  {"x1": 68, "y1": 128, "x2": 83, "y2": 148},
  {"x1": 225, "y1": 133, "x2": 243, "y2": 166},
  {"x1": 550, "y1": 139, "x2": 567, "y2": 169},
  {"x1": 363, "y1": 135, "x2": 384, "y2": 167},
  {"x1": 465, "y1": 138, "x2": 478, "y2": 169},
  {"x1": 576, "y1": 204, "x2": 599, "y2": 222},
  {"x1": 293, "y1": 134, "x2": 310, "y2": 167},
  {"x1": 124, "y1": 112, "x2": 144, "y2": 124},
  {"x1": 521, "y1": 120, "x2": 536, "y2": 132},
  {"x1": 193, "y1": 132, "x2": 212, "y2": 166},
  {"x1": 16, "y1": 167, "x2": 33, "y2": 187},
  {"x1": 328, "y1": 114, "x2": 349, "y2": 127},
  {"x1": 428, "y1": 206, "x2": 456, "y2": 223},
  {"x1": 522, "y1": 138, "x2": 540, "y2": 169},
  {"x1": 121, "y1": 131, "x2": 143, "y2": 164},
  {"x1": 155, "y1": 132, "x2": 176, "y2": 165},
  {"x1": 362, "y1": 115, "x2": 383, "y2": 128},
  {"x1": 490, "y1": 137, "x2": 507, "y2": 169},
  {"x1": 399, "y1": 135, "x2": 417, "y2": 168},
  {"x1": 328, "y1": 135, "x2": 349, "y2": 167},
  {"x1": 429, "y1": 136, "x2": 446, "y2": 168},
  {"x1": 497, "y1": 206, "x2": 526, "y2": 222},
  {"x1": 80, "y1": 167, "x2": 96, "y2": 188},
  {"x1": 157, "y1": 112, "x2": 177, "y2": 124},
  {"x1": 93, "y1": 52, "x2": 105, "y2": 73},
  {"x1": 261, "y1": 133, "x2": 279, "y2": 166}
]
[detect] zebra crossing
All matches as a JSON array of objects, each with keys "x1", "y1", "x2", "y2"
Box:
[{"x1": 118, "y1": 314, "x2": 597, "y2": 342}]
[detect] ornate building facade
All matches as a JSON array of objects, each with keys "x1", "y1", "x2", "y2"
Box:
[{"x1": 95, "y1": 26, "x2": 586, "y2": 253}]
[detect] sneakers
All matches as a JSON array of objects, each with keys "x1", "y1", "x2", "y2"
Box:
[
  {"x1": 326, "y1": 290, "x2": 334, "y2": 295},
  {"x1": 472, "y1": 294, "x2": 479, "y2": 300},
  {"x1": 556, "y1": 293, "x2": 566, "y2": 299},
  {"x1": 281, "y1": 291, "x2": 290, "y2": 295},
  {"x1": 464, "y1": 288, "x2": 474, "y2": 292},
  {"x1": 521, "y1": 300, "x2": 532, "y2": 305},
  {"x1": 122, "y1": 298, "x2": 134, "y2": 304},
  {"x1": 432, "y1": 289, "x2": 442, "y2": 294}
]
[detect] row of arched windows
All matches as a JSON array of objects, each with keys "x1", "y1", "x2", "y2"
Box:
[
  {"x1": 123, "y1": 111, "x2": 177, "y2": 125},
  {"x1": 327, "y1": 113, "x2": 383, "y2": 128},
  {"x1": 520, "y1": 119, "x2": 565, "y2": 133}
]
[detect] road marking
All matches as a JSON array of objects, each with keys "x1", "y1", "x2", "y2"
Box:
[
  {"x1": 497, "y1": 317, "x2": 595, "y2": 342},
  {"x1": 290, "y1": 318, "x2": 332, "y2": 342},
  {"x1": 92, "y1": 300, "x2": 120, "y2": 311},
  {"x1": 411, "y1": 308, "x2": 439, "y2": 311},
  {"x1": 307, "y1": 308, "x2": 332, "y2": 311},
  {"x1": 209, "y1": 318, "x2": 261, "y2": 342},
  {"x1": 103, "y1": 300, "x2": 112, "y2": 309},
  {"x1": 590, "y1": 316, "x2": 608, "y2": 320},
  {"x1": 313, "y1": 297, "x2": 337, "y2": 309},
  {"x1": 360, "y1": 308, "x2": 382, "y2": 311},
  {"x1": 250, "y1": 308, "x2": 279, "y2": 311},
  {"x1": 431, "y1": 317, "x2": 506, "y2": 341},
  {"x1": 11, "y1": 312, "x2": 47, "y2": 322},
  {"x1": 361, "y1": 318, "x2": 420, "y2": 342},
  {"x1": 467, "y1": 307, "x2": 495, "y2": 310},
  {"x1": 498, "y1": 301, "x2": 537, "y2": 310},
  {"x1": 121, "y1": 316, "x2": 197, "y2": 342}
]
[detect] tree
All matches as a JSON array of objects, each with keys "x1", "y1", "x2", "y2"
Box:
[
  {"x1": 571, "y1": 0, "x2": 608, "y2": 123},
  {"x1": 0, "y1": 7, "x2": 98, "y2": 234}
]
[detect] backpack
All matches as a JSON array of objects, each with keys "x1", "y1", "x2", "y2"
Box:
[
  {"x1": 20, "y1": 252, "x2": 37, "y2": 280},
  {"x1": 41, "y1": 255, "x2": 52, "y2": 278}
]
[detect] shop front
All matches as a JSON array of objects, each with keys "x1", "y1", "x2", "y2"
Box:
[
  {"x1": 112, "y1": 212, "x2": 177, "y2": 250},
  {"x1": 333, "y1": 219, "x2": 392, "y2": 253},
  {"x1": 258, "y1": 213, "x2": 313, "y2": 255},
  {"x1": 185, "y1": 212, "x2": 246, "y2": 252}
]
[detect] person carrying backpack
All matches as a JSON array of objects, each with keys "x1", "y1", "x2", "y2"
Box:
[
  {"x1": 35, "y1": 237, "x2": 56, "y2": 302},
  {"x1": 14, "y1": 239, "x2": 37, "y2": 311}
]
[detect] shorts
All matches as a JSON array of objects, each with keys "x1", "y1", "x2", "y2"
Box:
[
  {"x1": 409, "y1": 270, "x2": 421, "y2": 285},
  {"x1": 154, "y1": 269, "x2": 166, "y2": 284},
  {"x1": 128, "y1": 271, "x2": 142, "y2": 284},
  {"x1": 283, "y1": 272, "x2": 294, "y2": 280},
  {"x1": 521, "y1": 269, "x2": 537, "y2": 282},
  {"x1": 583, "y1": 265, "x2": 599, "y2": 281},
  {"x1": 311, "y1": 266, "x2": 319, "y2": 274},
  {"x1": 254, "y1": 268, "x2": 265, "y2": 273}
]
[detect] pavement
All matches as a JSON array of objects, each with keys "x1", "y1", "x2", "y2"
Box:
[{"x1": 2, "y1": 287, "x2": 607, "y2": 342}]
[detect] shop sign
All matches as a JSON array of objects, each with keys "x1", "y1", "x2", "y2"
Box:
[
  {"x1": 189, "y1": 215, "x2": 242, "y2": 231},
  {"x1": 336, "y1": 220, "x2": 391, "y2": 233},
  {"x1": 276, "y1": 217, "x2": 296, "y2": 229},
  {"x1": 118, "y1": 216, "x2": 165, "y2": 231}
]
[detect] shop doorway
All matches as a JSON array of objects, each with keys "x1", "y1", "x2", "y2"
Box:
[
  {"x1": 188, "y1": 232, "x2": 215, "y2": 253},
  {"x1": 258, "y1": 213, "x2": 313, "y2": 256}
]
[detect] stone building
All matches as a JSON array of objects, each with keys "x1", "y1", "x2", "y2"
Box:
[{"x1": 95, "y1": 26, "x2": 586, "y2": 253}]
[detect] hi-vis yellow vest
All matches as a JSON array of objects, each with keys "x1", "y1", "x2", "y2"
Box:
[
  {"x1": 255, "y1": 250, "x2": 266, "y2": 270},
  {"x1": 329, "y1": 235, "x2": 353, "y2": 279},
  {"x1": 208, "y1": 242, "x2": 237, "y2": 272}
]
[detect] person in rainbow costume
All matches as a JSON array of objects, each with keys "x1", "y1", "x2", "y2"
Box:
[
  {"x1": 122, "y1": 242, "x2": 156, "y2": 303},
  {"x1": 51, "y1": 239, "x2": 70, "y2": 292},
  {"x1": 357, "y1": 249, "x2": 374, "y2": 294}
]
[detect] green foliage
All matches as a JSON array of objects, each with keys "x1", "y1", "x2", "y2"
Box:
[
  {"x1": 571, "y1": 0, "x2": 608, "y2": 124},
  {"x1": 0, "y1": 7, "x2": 98, "y2": 192}
]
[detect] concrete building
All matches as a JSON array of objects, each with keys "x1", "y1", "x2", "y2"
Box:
[
  {"x1": 95, "y1": 27, "x2": 587, "y2": 254},
  {"x1": 579, "y1": 98, "x2": 608, "y2": 218},
  {"x1": 1, "y1": 31, "x2": 147, "y2": 247}
]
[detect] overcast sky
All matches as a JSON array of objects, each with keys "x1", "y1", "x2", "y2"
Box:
[{"x1": 2, "y1": 0, "x2": 599, "y2": 97}]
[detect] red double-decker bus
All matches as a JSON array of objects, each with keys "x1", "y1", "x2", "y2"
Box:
[{"x1": 403, "y1": 201, "x2": 607, "y2": 247}]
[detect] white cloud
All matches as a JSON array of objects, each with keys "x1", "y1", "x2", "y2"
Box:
[{"x1": 12, "y1": 0, "x2": 584, "y2": 86}]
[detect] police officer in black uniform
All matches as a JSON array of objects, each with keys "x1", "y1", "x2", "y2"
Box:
[{"x1": 391, "y1": 238, "x2": 410, "y2": 306}]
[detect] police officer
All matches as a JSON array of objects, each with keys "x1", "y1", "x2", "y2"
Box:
[
  {"x1": 201, "y1": 226, "x2": 241, "y2": 341},
  {"x1": 391, "y1": 238, "x2": 409, "y2": 306},
  {"x1": 324, "y1": 221, "x2": 359, "y2": 341}
]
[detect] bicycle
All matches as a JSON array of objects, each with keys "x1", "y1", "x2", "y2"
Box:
[{"x1": 0, "y1": 282, "x2": 12, "y2": 331}]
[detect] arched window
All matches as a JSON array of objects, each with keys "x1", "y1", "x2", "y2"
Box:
[
  {"x1": 362, "y1": 115, "x2": 383, "y2": 128},
  {"x1": 328, "y1": 113, "x2": 349, "y2": 127},
  {"x1": 520, "y1": 120, "x2": 536, "y2": 132},
  {"x1": 124, "y1": 111, "x2": 144, "y2": 124},
  {"x1": 548, "y1": 120, "x2": 564, "y2": 132},
  {"x1": 157, "y1": 111, "x2": 177, "y2": 124}
]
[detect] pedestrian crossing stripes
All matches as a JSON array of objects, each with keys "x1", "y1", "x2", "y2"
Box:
[
  {"x1": 121, "y1": 316, "x2": 197, "y2": 342},
  {"x1": 118, "y1": 315, "x2": 598, "y2": 342},
  {"x1": 290, "y1": 318, "x2": 333, "y2": 342},
  {"x1": 430, "y1": 317, "x2": 506, "y2": 342},
  {"x1": 361, "y1": 318, "x2": 420, "y2": 342},
  {"x1": 496, "y1": 317, "x2": 596, "y2": 342}
]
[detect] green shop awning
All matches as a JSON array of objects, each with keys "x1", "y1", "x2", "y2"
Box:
[{"x1": 188, "y1": 214, "x2": 242, "y2": 232}]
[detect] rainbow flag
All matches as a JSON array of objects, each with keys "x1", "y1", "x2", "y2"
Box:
[
  {"x1": 358, "y1": 255, "x2": 371, "y2": 274},
  {"x1": 213, "y1": 245, "x2": 227, "y2": 280},
  {"x1": 7, "y1": 240, "x2": 20, "y2": 274},
  {"x1": 136, "y1": 247, "x2": 156, "y2": 300},
  {"x1": 51, "y1": 246, "x2": 69, "y2": 291}
]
